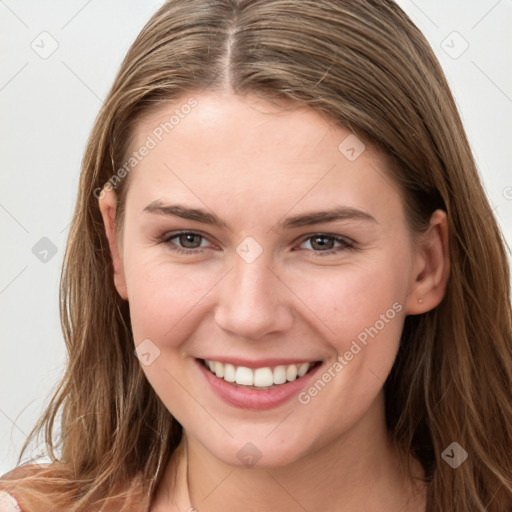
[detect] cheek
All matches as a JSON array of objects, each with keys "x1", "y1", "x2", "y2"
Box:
[
  {"x1": 290, "y1": 253, "x2": 409, "y2": 345},
  {"x1": 123, "y1": 249, "x2": 222, "y2": 345},
  {"x1": 288, "y1": 258, "x2": 407, "y2": 437},
  {"x1": 287, "y1": 248, "x2": 410, "y2": 417}
]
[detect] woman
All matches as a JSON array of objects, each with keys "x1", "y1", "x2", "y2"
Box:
[{"x1": 1, "y1": 1, "x2": 511, "y2": 511}]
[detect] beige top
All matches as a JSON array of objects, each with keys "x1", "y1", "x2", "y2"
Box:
[
  {"x1": 0, "y1": 491, "x2": 22, "y2": 512},
  {"x1": 0, "y1": 442, "x2": 191, "y2": 512},
  {"x1": 0, "y1": 463, "x2": 152, "y2": 512}
]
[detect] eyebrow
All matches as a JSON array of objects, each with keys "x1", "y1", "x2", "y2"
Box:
[
  {"x1": 142, "y1": 200, "x2": 377, "y2": 229},
  {"x1": 143, "y1": 201, "x2": 229, "y2": 228},
  {"x1": 280, "y1": 207, "x2": 377, "y2": 227}
]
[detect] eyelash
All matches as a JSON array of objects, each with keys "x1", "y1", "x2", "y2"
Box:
[{"x1": 159, "y1": 231, "x2": 355, "y2": 256}]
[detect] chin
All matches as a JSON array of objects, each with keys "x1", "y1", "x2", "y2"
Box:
[{"x1": 203, "y1": 434, "x2": 311, "y2": 470}]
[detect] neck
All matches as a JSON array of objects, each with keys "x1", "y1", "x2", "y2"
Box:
[{"x1": 154, "y1": 394, "x2": 427, "y2": 512}]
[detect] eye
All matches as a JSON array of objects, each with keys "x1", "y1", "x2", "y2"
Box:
[
  {"x1": 297, "y1": 234, "x2": 354, "y2": 255},
  {"x1": 161, "y1": 231, "x2": 212, "y2": 254}
]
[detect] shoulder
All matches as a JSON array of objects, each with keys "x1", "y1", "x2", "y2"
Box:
[
  {"x1": 0, "y1": 463, "x2": 65, "y2": 512},
  {"x1": 0, "y1": 464, "x2": 38, "y2": 512},
  {"x1": 0, "y1": 491, "x2": 22, "y2": 512},
  {"x1": 0, "y1": 463, "x2": 150, "y2": 512}
]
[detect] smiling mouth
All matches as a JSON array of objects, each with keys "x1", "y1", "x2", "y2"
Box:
[{"x1": 200, "y1": 358, "x2": 322, "y2": 390}]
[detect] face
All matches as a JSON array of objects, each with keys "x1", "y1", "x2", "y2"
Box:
[{"x1": 100, "y1": 91, "x2": 443, "y2": 469}]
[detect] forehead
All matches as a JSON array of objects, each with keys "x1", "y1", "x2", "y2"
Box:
[
  {"x1": 135, "y1": 92, "x2": 338, "y2": 159},
  {"x1": 125, "y1": 92, "x2": 403, "y2": 228}
]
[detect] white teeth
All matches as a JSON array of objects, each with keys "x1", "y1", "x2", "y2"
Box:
[
  {"x1": 273, "y1": 365, "x2": 287, "y2": 385},
  {"x1": 204, "y1": 359, "x2": 316, "y2": 388},
  {"x1": 297, "y1": 363, "x2": 310, "y2": 377},
  {"x1": 224, "y1": 363, "x2": 236, "y2": 383},
  {"x1": 254, "y1": 368, "x2": 274, "y2": 387},
  {"x1": 235, "y1": 366, "x2": 254, "y2": 386},
  {"x1": 286, "y1": 364, "x2": 298, "y2": 381},
  {"x1": 214, "y1": 361, "x2": 224, "y2": 378}
]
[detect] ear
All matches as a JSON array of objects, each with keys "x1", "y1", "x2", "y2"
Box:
[
  {"x1": 405, "y1": 209, "x2": 450, "y2": 315},
  {"x1": 98, "y1": 187, "x2": 128, "y2": 300}
]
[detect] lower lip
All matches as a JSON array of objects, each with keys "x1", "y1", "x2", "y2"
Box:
[{"x1": 196, "y1": 359, "x2": 322, "y2": 410}]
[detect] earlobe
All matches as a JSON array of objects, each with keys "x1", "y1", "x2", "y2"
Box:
[
  {"x1": 406, "y1": 209, "x2": 450, "y2": 315},
  {"x1": 98, "y1": 188, "x2": 128, "y2": 300}
]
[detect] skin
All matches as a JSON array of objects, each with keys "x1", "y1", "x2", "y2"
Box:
[{"x1": 99, "y1": 91, "x2": 449, "y2": 511}]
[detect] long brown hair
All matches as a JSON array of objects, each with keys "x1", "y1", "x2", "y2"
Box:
[{"x1": 2, "y1": 1, "x2": 511, "y2": 510}]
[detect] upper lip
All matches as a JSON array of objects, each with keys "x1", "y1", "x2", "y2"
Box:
[{"x1": 197, "y1": 357, "x2": 321, "y2": 369}]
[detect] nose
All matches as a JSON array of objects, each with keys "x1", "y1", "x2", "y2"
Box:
[{"x1": 214, "y1": 255, "x2": 294, "y2": 340}]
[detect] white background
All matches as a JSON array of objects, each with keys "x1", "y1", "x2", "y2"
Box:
[{"x1": 1, "y1": 1, "x2": 511, "y2": 475}]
